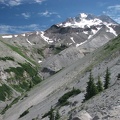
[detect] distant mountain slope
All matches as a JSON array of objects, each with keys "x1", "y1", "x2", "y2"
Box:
[{"x1": 40, "y1": 13, "x2": 120, "y2": 78}]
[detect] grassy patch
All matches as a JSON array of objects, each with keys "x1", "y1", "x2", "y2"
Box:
[
  {"x1": 1, "y1": 96, "x2": 20, "y2": 114},
  {"x1": 84, "y1": 36, "x2": 120, "y2": 73},
  {"x1": 5, "y1": 67, "x2": 24, "y2": 78},
  {"x1": 37, "y1": 48, "x2": 44, "y2": 57},
  {"x1": 0, "y1": 40, "x2": 36, "y2": 65},
  {"x1": 12, "y1": 85, "x2": 24, "y2": 93},
  {"x1": 0, "y1": 57, "x2": 14, "y2": 61},
  {"x1": 54, "y1": 44, "x2": 68, "y2": 54},
  {"x1": 0, "y1": 84, "x2": 12, "y2": 101},
  {"x1": 5, "y1": 63, "x2": 42, "y2": 92}
]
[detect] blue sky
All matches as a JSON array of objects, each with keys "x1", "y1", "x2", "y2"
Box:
[{"x1": 0, "y1": 0, "x2": 120, "y2": 34}]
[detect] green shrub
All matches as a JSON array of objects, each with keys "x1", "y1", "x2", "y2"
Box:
[
  {"x1": 58, "y1": 88, "x2": 81, "y2": 105},
  {"x1": 54, "y1": 44, "x2": 68, "y2": 54},
  {"x1": 5, "y1": 63, "x2": 41, "y2": 92},
  {"x1": 0, "y1": 57, "x2": 14, "y2": 61},
  {"x1": 19, "y1": 109, "x2": 29, "y2": 118},
  {"x1": 42, "y1": 107, "x2": 54, "y2": 119},
  {"x1": 0, "y1": 84, "x2": 12, "y2": 101},
  {"x1": 0, "y1": 41, "x2": 36, "y2": 65},
  {"x1": 37, "y1": 48, "x2": 44, "y2": 57}
]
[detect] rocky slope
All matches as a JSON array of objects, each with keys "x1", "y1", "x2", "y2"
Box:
[
  {"x1": 1, "y1": 34, "x2": 120, "y2": 120},
  {"x1": 0, "y1": 37, "x2": 42, "y2": 113}
]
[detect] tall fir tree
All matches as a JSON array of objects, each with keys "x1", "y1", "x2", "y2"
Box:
[
  {"x1": 97, "y1": 76, "x2": 103, "y2": 92},
  {"x1": 55, "y1": 110, "x2": 60, "y2": 120},
  {"x1": 49, "y1": 107, "x2": 54, "y2": 120},
  {"x1": 84, "y1": 71, "x2": 98, "y2": 101},
  {"x1": 104, "y1": 67, "x2": 110, "y2": 89}
]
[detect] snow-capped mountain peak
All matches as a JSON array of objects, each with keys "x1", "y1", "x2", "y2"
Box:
[{"x1": 58, "y1": 13, "x2": 118, "y2": 29}]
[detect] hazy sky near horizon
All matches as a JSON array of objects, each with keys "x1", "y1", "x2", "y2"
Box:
[{"x1": 0, "y1": 0, "x2": 120, "y2": 34}]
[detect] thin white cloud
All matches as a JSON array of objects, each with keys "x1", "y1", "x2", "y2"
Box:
[
  {"x1": 39, "y1": 10, "x2": 61, "y2": 19},
  {"x1": 21, "y1": 13, "x2": 31, "y2": 19},
  {"x1": 0, "y1": 24, "x2": 42, "y2": 34},
  {"x1": 9, "y1": 0, "x2": 21, "y2": 6},
  {"x1": 0, "y1": 0, "x2": 46, "y2": 6},
  {"x1": 39, "y1": 10, "x2": 58, "y2": 17},
  {"x1": 0, "y1": 0, "x2": 22, "y2": 6},
  {"x1": 108, "y1": 5, "x2": 120, "y2": 11},
  {"x1": 34, "y1": 0, "x2": 46, "y2": 4},
  {"x1": 57, "y1": 15, "x2": 61, "y2": 18},
  {"x1": 103, "y1": 4, "x2": 120, "y2": 23}
]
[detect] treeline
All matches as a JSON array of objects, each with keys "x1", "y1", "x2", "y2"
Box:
[{"x1": 84, "y1": 67, "x2": 110, "y2": 101}]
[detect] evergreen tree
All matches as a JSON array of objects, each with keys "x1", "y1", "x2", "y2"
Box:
[
  {"x1": 49, "y1": 107, "x2": 54, "y2": 120},
  {"x1": 104, "y1": 67, "x2": 110, "y2": 89},
  {"x1": 29, "y1": 81, "x2": 33, "y2": 89},
  {"x1": 55, "y1": 110, "x2": 60, "y2": 120},
  {"x1": 96, "y1": 76, "x2": 103, "y2": 92},
  {"x1": 84, "y1": 71, "x2": 98, "y2": 101}
]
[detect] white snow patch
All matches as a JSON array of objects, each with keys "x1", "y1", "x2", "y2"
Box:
[
  {"x1": 76, "y1": 40, "x2": 87, "y2": 47},
  {"x1": 69, "y1": 43, "x2": 72, "y2": 45},
  {"x1": 14, "y1": 35, "x2": 18, "y2": 37},
  {"x1": 38, "y1": 60, "x2": 42, "y2": 63},
  {"x1": 88, "y1": 35, "x2": 92, "y2": 39},
  {"x1": 70, "y1": 37, "x2": 75, "y2": 43},
  {"x1": 63, "y1": 18, "x2": 102, "y2": 28},
  {"x1": 83, "y1": 31, "x2": 88, "y2": 34},
  {"x1": 106, "y1": 25, "x2": 117, "y2": 36},
  {"x1": 36, "y1": 31, "x2": 39, "y2": 35},
  {"x1": 26, "y1": 39, "x2": 34, "y2": 45},
  {"x1": 21, "y1": 34, "x2": 25, "y2": 37},
  {"x1": 80, "y1": 13, "x2": 87, "y2": 18},
  {"x1": 88, "y1": 27, "x2": 101, "y2": 39},
  {"x1": 41, "y1": 31, "x2": 52, "y2": 44},
  {"x1": 92, "y1": 29, "x2": 97, "y2": 34},
  {"x1": 48, "y1": 40, "x2": 54, "y2": 43},
  {"x1": 2, "y1": 35, "x2": 13, "y2": 38}
]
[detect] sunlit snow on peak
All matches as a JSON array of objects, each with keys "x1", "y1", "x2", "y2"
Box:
[
  {"x1": 80, "y1": 13, "x2": 87, "y2": 18},
  {"x1": 62, "y1": 18, "x2": 103, "y2": 28}
]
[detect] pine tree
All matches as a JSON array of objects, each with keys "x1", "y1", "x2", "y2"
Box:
[
  {"x1": 55, "y1": 110, "x2": 60, "y2": 120},
  {"x1": 84, "y1": 71, "x2": 98, "y2": 101},
  {"x1": 104, "y1": 67, "x2": 110, "y2": 89},
  {"x1": 96, "y1": 76, "x2": 103, "y2": 92},
  {"x1": 49, "y1": 107, "x2": 54, "y2": 120}
]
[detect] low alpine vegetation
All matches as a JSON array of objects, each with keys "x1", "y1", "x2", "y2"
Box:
[
  {"x1": 0, "y1": 56, "x2": 14, "y2": 61},
  {"x1": 19, "y1": 109, "x2": 29, "y2": 118},
  {"x1": 58, "y1": 88, "x2": 81, "y2": 106}
]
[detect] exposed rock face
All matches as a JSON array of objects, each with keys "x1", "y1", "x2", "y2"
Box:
[{"x1": 72, "y1": 111, "x2": 92, "y2": 120}]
